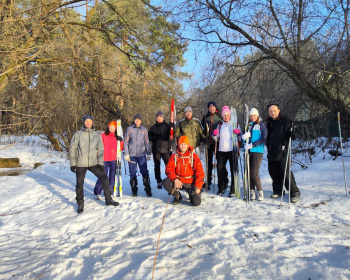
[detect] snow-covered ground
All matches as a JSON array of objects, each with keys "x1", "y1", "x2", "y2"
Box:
[{"x1": 0, "y1": 136, "x2": 349, "y2": 279}]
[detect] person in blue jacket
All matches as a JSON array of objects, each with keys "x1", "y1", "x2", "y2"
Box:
[
  {"x1": 124, "y1": 114, "x2": 152, "y2": 197},
  {"x1": 242, "y1": 108, "x2": 267, "y2": 201}
]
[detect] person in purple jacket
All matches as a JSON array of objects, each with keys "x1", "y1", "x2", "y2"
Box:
[{"x1": 124, "y1": 114, "x2": 152, "y2": 197}]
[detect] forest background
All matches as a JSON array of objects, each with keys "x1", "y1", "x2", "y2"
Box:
[{"x1": 1, "y1": 0, "x2": 349, "y2": 155}]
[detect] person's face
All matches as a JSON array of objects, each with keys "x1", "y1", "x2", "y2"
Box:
[
  {"x1": 84, "y1": 119, "x2": 93, "y2": 129},
  {"x1": 268, "y1": 105, "x2": 280, "y2": 120},
  {"x1": 223, "y1": 113, "x2": 231, "y2": 122},
  {"x1": 156, "y1": 115, "x2": 164, "y2": 123},
  {"x1": 209, "y1": 105, "x2": 216, "y2": 114},
  {"x1": 134, "y1": 118, "x2": 141, "y2": 127},
  {"x1": 185, "y1": 111, "x2": 192, "y2": 119},
  {"x1": 179, "y1": 143, "x2": 189, "y2": 153},
  {"x1": 109, "y1": 125, "x2": 116, "y2": 133},
  {"x1": 250, "y1": 114, "x2": 258, "y2": 122}
]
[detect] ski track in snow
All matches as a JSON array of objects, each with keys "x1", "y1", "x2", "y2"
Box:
[{"x1": 0, "y1": 139, "x2": 350, "y2": 279}]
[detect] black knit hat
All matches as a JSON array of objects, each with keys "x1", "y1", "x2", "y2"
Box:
[
  {"x1": 156, "y1": 111, "x2": 165, "y2": 118},
  {"x1": 208, "y1": 101, "x2": 217, "y2": 108},
  {"x1": 133, "y1": 114, "x2": 142, "y2": 121}
]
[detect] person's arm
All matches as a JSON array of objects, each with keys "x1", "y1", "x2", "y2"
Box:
[
  {"x1": 96, "y1": 134, "x2": 104, "y2": 166},
  {"x1": 165, "y1": 154, "x2": 177, "y2": 182},
  {"x1": 193, "y1": 154, "x2": 205, "y2": 189},
  {"x1": 144, "y1": 127, "x2": 151, "y2": 155},
  {"x1": 69, "y1": 133, "x2": 79, "y2": 167},
  {"x1": 251, "y1": 122, "x2": 267, "y2": 147}
]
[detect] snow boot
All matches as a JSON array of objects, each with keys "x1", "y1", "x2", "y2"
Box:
[
  {"x1": 228, "y1": 185, "x2": 235, "y2": 197},
  {"x1": 143, "y1": 177, "x2": 152, "y2": 197},
  {"x1": 130, "y1": 178, "x2": 138, "y2": 197},
  {"x1": 172, "y1": 191, "x2": 182, "y2": 205},
  {"x1": 271, "y1": 191, "x2": 285, "y2": 199},
  {"x1": 250, "y1": 190, "x2": 256, "y2": 200},
  {"x1": 106, "y1": 199, "x2": 119, "y2": 206},
  {"x1": 291, "y1": 191, "x2": 300, "y2": 203},
  {"x1": 77, "y1": 204, "x2": 84, "y2": 214},
  {"x1": 257, "y1": 190, "x2": 264, "y2": 201},
  {"x1": 157, "y1": 181, "x2": 162, "y2": 189},
  {"x1": 95, "y1": 194, "x2": 102, "y2": 200}
]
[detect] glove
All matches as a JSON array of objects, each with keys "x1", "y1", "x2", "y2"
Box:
[
  {"x1": 147, "y1": 155, "x2": 151, "y2": 161},
  {"x1": 244, "y1": 143, "x2": 253, "y2": 150},
  {"x1": 213, "y1": 129, "x2": 219, "y2": 136},
  {"x1": 169, "y1": 151, "x2": 173, "y2": 156},
  {"x1": 116, "y1": 135, "x2": 123, "y2": 141},
  {"x1": 70, "y1": 166, "x2": 77, "y2": 173},
  {"x1": 242, "y1": 131, "x2": 251, "y2": 140},
  {"x1": 125, "y1": 155, "x2": 130, "y2": 162},
  {"x1": 233, "y1": 128, "x2": 241, "y2": 135},
  {"x1": 97, "y1": 164, "x2": 105, "y2": 173}
]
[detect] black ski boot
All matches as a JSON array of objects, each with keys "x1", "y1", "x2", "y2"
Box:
[
  {"x1": 130, "y1": 178, "x2": 138, "y2": 197},
  {"x1": 143, "y1": 177, "x2": 152, "y2": 197},
  {"x1": 77, "y1": 204, "x2": 84, "y2": 214},
  {"x1": 106, "y1": 199, "x2": 119, "y2": 206},
  {"x1": 228, "y1": 185, "x2": 235, "y2": 197},
  {"x1": 291, "y1": 191, "x2": 300, "y2": 203}
]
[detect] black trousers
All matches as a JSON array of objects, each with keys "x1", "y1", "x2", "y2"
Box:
[
  {"x1": 249, "y1": 152, "x2": 263, "y2": 191},
  {"x1": 76, "y1": 166, "x2": 112, "y2": 205},
  {"x1": 217, "y1": 151, "x2": 234, "y2": 193},
  {"x1": 206, "y1": 143, "x2": 215, "y2": 184},
  {"x1": 153, "y1": 152, "x2": 170, "y2": 183},
  {"x1": 162, "y1": 177, "x2": 201, "y2": 206},
  {"x1": 268, "y1": 159, "x2": 299, "y2": 195}
]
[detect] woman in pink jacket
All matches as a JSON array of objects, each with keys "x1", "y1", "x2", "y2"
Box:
[{"x1": 94, "y1": 121, "x2": 123, "y2": 199}]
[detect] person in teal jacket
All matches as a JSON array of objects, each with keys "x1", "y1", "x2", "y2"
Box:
[{"x1": 242, "y1": 108, "x2": 267, "y2": 201}]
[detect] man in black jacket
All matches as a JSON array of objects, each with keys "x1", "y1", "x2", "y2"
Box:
[
  {"x1": 149, "y1": 111, "x2": 171, "y2": 189},
  {"x1": 266, "y1": 104, "x2": 300, "y2": 203}
]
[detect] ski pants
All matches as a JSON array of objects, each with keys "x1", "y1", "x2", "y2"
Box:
[
  {"x1": 217, "y1": 151, "x2": 234, "y2": 193},
  {"x1": 249, "y1": 152, "x2": 263, "y2": 191},
  {"x1": 129, "y1": 155, "x2": 149, "y2": 179},
  {"x1": 94, "y1": 160, "x2": 116, "y2": 195},
  {"x1": 162, "y1": 177, "x2": 201, "y2": 206},
  {"x1": 207, "y1": 143, "x2": 215, "y2": 184},
  {"x1": 268, "y1": 159, "x2": 299, "y2": 195},
  {"x1": 153, "y1": 152, "x2": 170, "y2": 183},
  {"x1": 76, "y1": 165, "x2": 112, "y2": 205}
]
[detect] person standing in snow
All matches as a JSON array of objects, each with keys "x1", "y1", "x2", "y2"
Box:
[
  {"x1": 174, "y1": 107, "x2": 206, "y2": 155},
  {"x1": 69, "y1": 115, "x2": 119, "y2": 214},
  {"x1": 212, "y1": 106, "x2": 241, "y2": 196},
  {"x1": 242, "y1": 108, "x2": 267, "y2": 201},
  {"x1": 163, "y1": 135, "x2": 205, "y2": 206},
  {"x1": 266, "y1": 104, "x2": 300, "y2": 203},
  {"x1": 148, "y1": 111, "x2": 171, "y2": 189},
  {"x1": 94, "y1": 121, "x2": 123, "y2": 199},
  {"x1": 124, "y1": 114, "x2": 152, "y2": 197},
  {"x1": 201, "y1": 101, "x2": 223, "y2": 189}
]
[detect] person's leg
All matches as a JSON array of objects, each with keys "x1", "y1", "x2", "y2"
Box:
[
  {"x1": 128, "y1": 157, "x2": 138, "y2": 196},
  {"x1": 108, "y1": 160, "x2": 117, "y2": 194},
  {"x1": 183, "y1": 183, "x2": 201, "y2": 206},
  {"x1": 138, "y1": 156, "x2": 152, "y2": 196},
  {"x1": 250, "y1": 153, "x2": 263, "y2": 191},
  {"x1": 216, "y1": 151, "x2": 228, "y2": 194},
  {"x1": 163, "y1": 178, "x2": 182, "y2": 203},
  {"x1": 89, "y1": 165, "x2": 113, "y2": 203},
  {"x1": 162, "y1": 152, "x2": 170, "y2": 166},
  {"x1": 268, "y1": 160, "x2": 284, "y2": 195},
  {"x1": 282, "y1": 158, "x2": 299, "y2": 195},
  {"x1": 76, "y1": 167, "x2": 88, "y2": 205},
  {"x1": 207, "y1": 144, "x2": 215, "y2": 186},
  {"x1": 153, "y1": 152, "x2": 162, "y2": 183}
]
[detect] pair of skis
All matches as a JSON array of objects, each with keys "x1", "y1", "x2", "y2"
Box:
[
  {"x1": 243, "y1": 104, "x2": 251, "y2": 204},
  {"x1": 113, "y1": 119, "x2": 123, "y2": 197},
  {"x1": 231, "y1": 107, "x2": 240, "y2": 198}
]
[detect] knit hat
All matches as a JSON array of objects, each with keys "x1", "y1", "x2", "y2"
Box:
[
  {"x1": 133, "y1": 114, "x2": 142, "y2": 121},
  {"x1": 249, "y1": 108, "x2": 259, "y2": 117},
  {"x1": 83, "y1": 115, "x2": 93, "y2": 122},
  {"x1": 156, "y1": 111, "x2": 164, "y2": 118},
  {"x1": 178, "y1": 135, "x2": 190, "y2": 146},
  {"x1": 184, "y1": 107, "x2": 192, "y2": 113},
  {"x1": 221, "y1": 106, "x2": 231, "y2": 117},
  {"x1": 208, "y1": 101, "x2": 217, "y2": 108},
  {"x1": 108, "y1": 121, "x2": 117, "y2": 127},
  {"x1": 267, "y1": 103, "x2": 279, "y2": 110}
]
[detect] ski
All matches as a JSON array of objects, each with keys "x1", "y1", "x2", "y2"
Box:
[
  {"x1": 114, "y1": 119, "x2": 123, "y2": 197},
  {"x1": 231, "y1": 107, "x2": 240, "y2": 198},
  {"x1": 243, "y1": 104, "x2": 250, "y2": 204},
  {"x1": 170, "y1": 99, "x2": 175, "y2": 153}
]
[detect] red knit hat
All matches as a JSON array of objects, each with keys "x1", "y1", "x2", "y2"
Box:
[
  {"x1": 178, "y1": 135, "x2": 190, "y2": 146},
  {"x1": 108, "y1": 121, "x2": 117, "y2": 127}
]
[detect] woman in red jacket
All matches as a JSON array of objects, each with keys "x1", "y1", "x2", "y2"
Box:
[
  {"x1": 163, "y1": 135, "x2": 205, "y2": 206},
  {"x1": 94, "y1": 121, "x2": 123, "y2": 199}
]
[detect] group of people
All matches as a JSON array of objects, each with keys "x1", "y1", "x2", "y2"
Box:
[{"x1": 69, "y1": 102, "x2": 300, "y2": 214}]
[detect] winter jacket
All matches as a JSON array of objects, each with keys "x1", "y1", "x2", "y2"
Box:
[
  {"x1": 69, "y1": 126, "x2": 104, "y2": 167},
  {"x1": 124, "y1": 124, "x2": 151, "y2": 157},
  {"x1": 148, "y1": 121, "x2": 170, "y2": 154},
  {"x1": 213, "y1": 122, "x2": 242, "y2": 152},
  {"x1": 266, "y1": 114, "x2": 295, "y2": 161},
  {"x1": 174, "y1": 118, "x2": 206, "y2": 148},
  {"x1": 165, "y1": 146, "x2": 205, "y2": 189},
  {"x1": 245, "y1": 120, "x2": 267, "y2": 153},
  {"x1": 201, "y1": 111, "x2": 222, "y2": 145},
  {"x1": 101, "y1": 132, "x2": 123, "y2": 161}
]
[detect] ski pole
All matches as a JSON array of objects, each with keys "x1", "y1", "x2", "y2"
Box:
[
  {"x1": 280, "y1": 137, "x2": 291, "y2": 207},
  {"x1": 337, "y1": 112, "x2": 348, "y2": 196}
]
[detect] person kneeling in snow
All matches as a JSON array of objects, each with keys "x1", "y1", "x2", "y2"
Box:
[
  {"x1": 163, "y1": 135, "x2": 205, "y2": 206},
  {"x1": 69, "y1": 115, "x2": 119, "y2": 214}
]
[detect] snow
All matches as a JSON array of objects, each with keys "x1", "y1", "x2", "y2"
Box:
[{"x1": 0, "y1": 136, "x2": 349, "y2": 279}]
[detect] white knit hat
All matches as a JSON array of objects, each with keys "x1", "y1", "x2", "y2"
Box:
[{"x1": 249, "y1": 108, "x2": 259, "y2": 117}]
